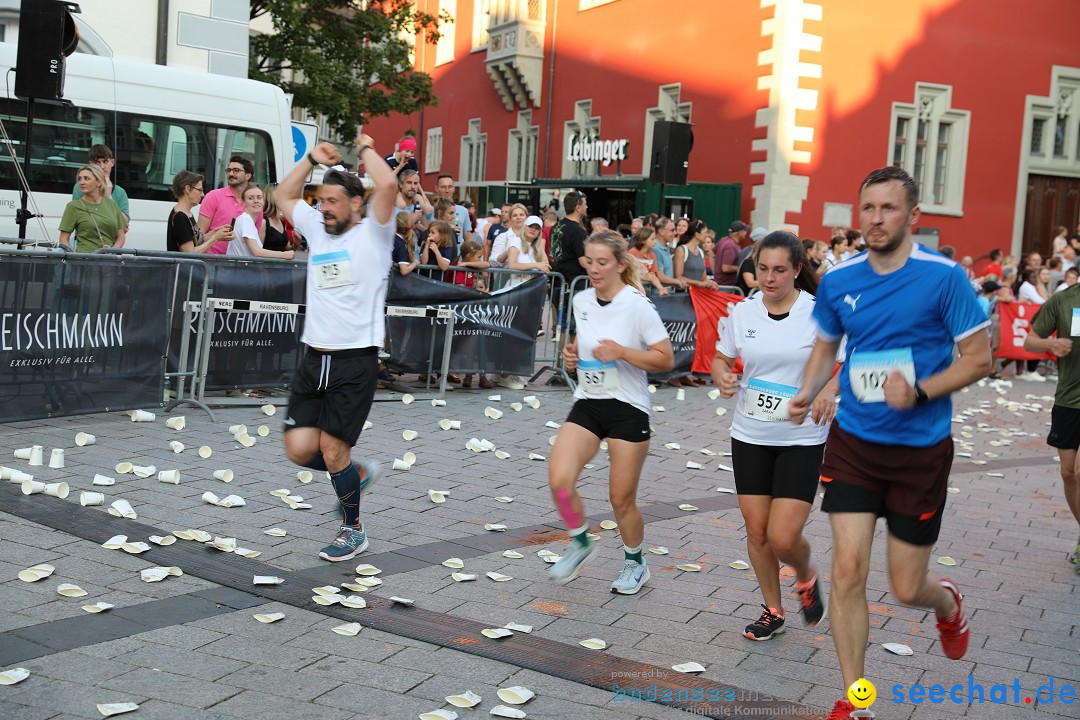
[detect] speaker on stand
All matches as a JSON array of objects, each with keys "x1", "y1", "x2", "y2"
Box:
[
  {"x1": 649, "y1": 120, "x2": 693, "y2": 218},
  {"x1": 13, "y1": 0, "x2": 81, "y2": 242}
]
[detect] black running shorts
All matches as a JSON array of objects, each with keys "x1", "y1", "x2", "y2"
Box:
[
  {"x1": 285, "y1": 347, "x2": 378, "y2": 446},
  {"x1": 731, "y1": 438, "x2": 824, "y2": 503},
  {"x1": 819, "y1": 423, "x2": 953, "y2": 546},
  {"x1": 565, "y1": 399, "x2": 650, "y2": 442},
  {"x1": 1047, "y1": 404, "x2": 1080, "y2": 450}
]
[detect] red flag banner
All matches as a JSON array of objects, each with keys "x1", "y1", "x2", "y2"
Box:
[
  {"x1": 688, "y1": 286, "x2": 745, "y2": 373},
  {"x1": 994, "y1": 302, "x2": 1054, "y2": 361}
]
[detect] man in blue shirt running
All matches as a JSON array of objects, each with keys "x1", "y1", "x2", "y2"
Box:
[{"x1": 789, "y1": 167, "x2": 992, "y2": 720}]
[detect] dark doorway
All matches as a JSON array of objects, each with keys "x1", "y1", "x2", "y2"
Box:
[{"x1": 1024, "y1": 174, "x2": 1080, "y2": 257}]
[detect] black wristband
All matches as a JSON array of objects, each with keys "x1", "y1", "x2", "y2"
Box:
[
  {"x1": 356, "y1": 145, "x2": 373, "y2": 157},
  {"x1": 306, "y1": 152, "x2": 318, "y2": 166},
  {"x1": 914, "y1": 383, "x2": 930, "y2": 407}
]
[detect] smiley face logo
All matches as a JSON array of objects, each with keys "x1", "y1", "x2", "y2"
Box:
[{"x1": 847, "y1": 678, "x2": 877, "y2": 709}]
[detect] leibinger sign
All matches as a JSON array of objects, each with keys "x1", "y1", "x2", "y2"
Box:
[{"x1": 566, "y1": 134, "x2": 628, "y2": 167}]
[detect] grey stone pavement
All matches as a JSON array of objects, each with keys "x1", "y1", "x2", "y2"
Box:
[{"x1": 0, "y1": 375, "x2": 1078, "y2": 720}]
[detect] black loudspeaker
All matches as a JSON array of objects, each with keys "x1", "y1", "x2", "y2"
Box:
[
  {"x1": 649, "y1": 121, "x2": 694, "y2": 186},
  {"x1": 15, "y1": 0, "x2": 80, "y2": 101}
]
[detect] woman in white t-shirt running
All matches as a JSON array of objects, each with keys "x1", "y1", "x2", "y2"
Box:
[
  {"x1": 548, "y1": 230, "x2": 674, "y2": 595},
  {"x1": 712, "y1": 230, "x2": 838, "y2": 641},
  {"x1": 228, "y1": 186, "x2": 295, "y2": 260}
]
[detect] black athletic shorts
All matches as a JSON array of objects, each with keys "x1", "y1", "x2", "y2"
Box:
[
  {"x1": 285, "y1": 346, "x2": 378, "y2": 446},
  {"x1": 566, "y1": 399, "x2": 650, "y2": 442},
  {"x1": 731, "y1": 438, "x2": 824, "y2": 503},
  {"x1": 819, "y1": 423, "x2": 953, "y2": 546},
  {"x1": 1047, "y1": 404, "x2": 1080, "y2": 450}
]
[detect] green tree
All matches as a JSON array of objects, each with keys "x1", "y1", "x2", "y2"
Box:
[{"x1": 250, "y1": 0, "x2": 448, "y2": 138}]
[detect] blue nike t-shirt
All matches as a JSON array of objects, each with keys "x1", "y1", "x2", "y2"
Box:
[{"x1": 814, "y1": 244, "x2": 989, "y2": 447}]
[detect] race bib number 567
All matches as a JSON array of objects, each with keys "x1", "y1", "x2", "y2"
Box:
[{"x1": 848, "y1": 348, "x2": 915, "y2": 403}]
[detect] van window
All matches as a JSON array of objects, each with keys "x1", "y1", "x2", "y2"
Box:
[
  {"x1": 116, "y1": 112, "x2": 274, "y2": 202},
  {"x1": 0, "y1": 99, "x2": 110, "y2": 194},
  {"x1": 0, "y1": 99, "x2": 276, "y2": 202}
]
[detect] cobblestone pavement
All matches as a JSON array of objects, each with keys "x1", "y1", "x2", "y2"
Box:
[{"x1": 0, "y1": 376, "x2": 1077, "y2": 720}]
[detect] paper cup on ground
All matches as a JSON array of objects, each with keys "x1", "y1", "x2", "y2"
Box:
[
  {"x1": 92, "y1": 474, "x2": 115, "y2": 486},
  {"x1": 403, "y1": 451, "x2": 417, "y2": 466},
  {"x1": 257, "y1": 425, "x2": 270, "y2": 437},
  {"x1": 27, "y1": 446, "x2": 43, "y2": 466},
  {"x1": 297, "y1": 470, "x2": 312, "y2": 483},
  {"x1": 21, "y1": 479, "x2": 45, "y2": 494},
  {"x1": 0, "y1": 668, "x2": 30, "y2": 685},
  {"x1": 198, "y1": 445, "x2": 212, "y2": 458},
  {"x1": 392, "y1": 458, "x2": 411, "y2": 471},
  {"x1": 56, "y1": 583, "x2": 87, "y2": 597},
  {"x1": 676, "y1": 388, "x2": 686, "y2": 401},
  {"x1": 401, "y1": 393, "x2": 414, "y2": 404},
  {"x1": 44, "y1": 482, "x2": 69, "y2": 498},
  {"x1": 261, "y1": 404, "x2": 276, "y2": 416},
  {"x1": 237, "y1": 433, "x2": 255, "y2": 448},
  {"x1": 9, "y1": 469, "x2": 32, "y2": 483},
  {"x1": 14, "y1": 447, "x2": 33, "y2": 460},
  {"x1": 165, "y1": 416, "x2": 186, "y2": 430},
  {"x1": 75, "y1": 432, "x2": 96, "y2": 446},
  {"x1": 419, "y1": 711, "x2": 458, "y2": 720},
  {"x1": 402, "y1": 429, "x2": 418, "y2": 441},
  {"x1": 229, "y1": 424, "x2": 247, "y2": 435},
  {"x1": 214, "y1": 469, "x2": 234, "y2": 482},
  {"x1": 157, "y1": 469, "x2": 180, "y2": 484},
  {"x1": 497, "y1": 686, "x2": 535, "y2": 705},
  {"x1": 428, "y1": 489, "x2": 449, "y2": 504},
  {"x1": 130, "y1": 409, "x2": 155, "y2": 422},
  {"x1": 431, "y1": 399, "x2": 446, "y2": 407},
  {"x1": 168, "y1": 441, "x2": 184, "y2": 454},
  {"x1": 115, "y1": 462, "x2": 133, "y2": 474},
  {"x1": 490, "y1": 706, "x2": 526, "y2": 719},
  {"x1": 108, "y1": 499, "x2": 136, "y2": 519}
]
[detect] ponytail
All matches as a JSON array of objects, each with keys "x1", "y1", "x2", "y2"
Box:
[
  {"x1": 753, "y1": 230, "x2": 819, "y2": 295},
  {"x1": 586, "y1": 229, "x2": 645, "y2": 294}
]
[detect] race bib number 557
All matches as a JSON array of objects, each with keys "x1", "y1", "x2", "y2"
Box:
[{"x1": 848, "y1": 348, "x2": 915, "y2": 403}]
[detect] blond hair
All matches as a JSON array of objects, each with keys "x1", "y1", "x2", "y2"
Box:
[
  {"x1": 586, "y1": 230, "x2": 644, "y2": 294},
  {"x1": 396, "y1": 212, "x2": 415, "y2": 261}
]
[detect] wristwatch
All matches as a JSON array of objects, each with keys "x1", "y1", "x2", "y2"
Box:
[
  {"x1": 913, "y1": 383, "x2": 929, "y2": 407},
  {"x1": 306, "y1": 152, "x2": 319, "y2": 166}
]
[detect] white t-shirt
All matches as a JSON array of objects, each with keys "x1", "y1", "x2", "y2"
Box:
[
  {"x1": 292, "y1": 202, "x2": 394, "y2": 349},
  {"x1": 226, "y1": 213, "x2": 260, "y2": 257},
  {"x1": 1017, "y1": 281, "x2": 1046, "y2": 305},
  {"x1": 572, "y1": 285, "x2": 670, "y2": 415},
  {"x1": 507, "y1": 237, "x2": 541, "y2": 288},
  {"x1": 490, "y1": 227, "x2": 521, "y2": 268},
  {"x1": 717, "y1": 291, "x2": 829, "y2": 446}
]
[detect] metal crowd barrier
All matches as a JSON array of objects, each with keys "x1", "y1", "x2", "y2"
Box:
[
  {"x1": 0, "y1": 249, "x2": 209, "y2": 422},
  {"x1": 407, "y1": 264, "x2": 575, "y2": 388}
]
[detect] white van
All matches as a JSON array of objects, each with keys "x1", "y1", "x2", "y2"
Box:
[{"x1": 0, "y1": 42, "x2": 293, "y2": 250}]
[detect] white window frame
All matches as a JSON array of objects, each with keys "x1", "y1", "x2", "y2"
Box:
[
  {"x1": 579, "y1": 0, "x2": 617, "y2": 9},
  {"x1": 641, "y1": 83, "x2": 692, "y2": 177},
  {"x1": 436, "y1": 0, "x2": 457, "y2": 66},
  {"x1": 460, "y1": 118, "x2": 487, "y2": 184},
  {"x1": 562, "y1": 99, "x2": 601, "y2": 178},
  {"x1": 471, "y1": 0, "x2": 491, "y2": 52},
  {"x1": 887, "y1": 82, "x2": 970, "y2": 217},
  {"x1": 506, "y1": 110, "x2": 539, "y2": 182},
  {"x1": 425, "y1": 127, "x2": 444, "y2": 174}
]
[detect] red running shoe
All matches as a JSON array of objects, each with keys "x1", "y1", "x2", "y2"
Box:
[
  {"x1": 825, "y1": 699, "x2": 856, "y2": 719},
  {"x1": 936, "y1": 578, "x2": 969, "y2": 660}
]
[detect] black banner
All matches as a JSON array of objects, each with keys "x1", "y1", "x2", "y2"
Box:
[
  {"x1": 0, "y1": 253, "x2": 172, "y2": 421},
  {"x1": 649, "y1": 293, "x2": 697, "y2": 381},
  {"x1": 385, "y1": 273, "x2": 546, "y2": 375},
  {"x1": 168, "y1": 257, "x2": 306, "y2": 391}
]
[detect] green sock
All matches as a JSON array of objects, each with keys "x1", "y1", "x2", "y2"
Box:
[
  {"x1": 624, "y1": 544, "x2": 643, "y2": 564},
  {"x1": 569, "y1": 524, "x2": 591, "y2": 549}
]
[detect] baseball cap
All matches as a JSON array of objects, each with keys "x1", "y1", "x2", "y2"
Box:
[
  {"x1": 525, "y1": 215, "x2": 543, "y2": 227},
  {"x1": 729, "y1": 220, "x2": 749, "y2": 233},
  {"x1": 749, "y1": 226, "x2": 768, "y2": 241},
  {"x1": 488, "y1": 207, "x2": 502, "y2": 216},
  {"x1": 398, "y1": 137, "x2": 417, "y2": 152}
]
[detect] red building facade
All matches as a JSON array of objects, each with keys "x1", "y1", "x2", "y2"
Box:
[{"x1": 364, "y1": 0, "x2": 1080, "y2": 265}]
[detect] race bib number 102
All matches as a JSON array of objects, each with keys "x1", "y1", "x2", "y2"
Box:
[{"x1": 848, "y1": 348, "x2": 915, "y2": 403}]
